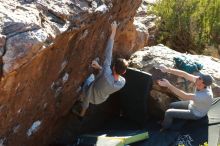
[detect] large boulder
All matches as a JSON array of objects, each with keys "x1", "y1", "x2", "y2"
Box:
[
  {"x1": 0, "y1": 0, "x2": 152, "y2": 146},
  {"x1": 129, "y1": 44, "x2": 220, "y2": 118}
]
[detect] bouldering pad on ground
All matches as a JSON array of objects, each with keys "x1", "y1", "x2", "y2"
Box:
[{"x1": 75, "y1": 130, "x2": 148, "y2": 146}]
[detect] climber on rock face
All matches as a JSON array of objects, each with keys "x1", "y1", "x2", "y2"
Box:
[
  {"x1": 73, "y1": 21, "x2": 128, "y2": 118},
  {"x1": 157, "y1": 64, "x2": 214, "y2": 130}
]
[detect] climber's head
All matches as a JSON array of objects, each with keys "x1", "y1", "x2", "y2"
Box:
[{"x1": 112, "y1": 58, "x2": 128, "y2": 75}]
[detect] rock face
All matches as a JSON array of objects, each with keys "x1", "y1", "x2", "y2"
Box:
[
  {"x1": 129, "y1": 44, "x2": 220, "y2": 119},
  {"x1": 115, "y1": 0, "x2": 158, "y2": 58},
  {"x1": 0, "y1": 0, "x2": 151, "y2": 146}
]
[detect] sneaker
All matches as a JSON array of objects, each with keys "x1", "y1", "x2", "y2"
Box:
[
  {"x1": 78, "y1": 93, "x2": 85, "y2": 102},
  {"x1": 71, "y1": 100, "x2": 84, "y2": 119},
  {"x1": 159, "y1": 128, "x2": 165, "y2": 132},
  {"x1": 157, "y1": 120, "x2": 163, "y2": 126},
  {"x1": 76, "y1": 86, "x2": 82, "y2": 93},
  {"x1": 72, "y1": 108, "x2": 83, "y2": 121},
  {"x1": 157, "y1": 120, "x2": 166, "y2": 132},
  {"x1": 72, "y1": 100, "x2": 81, "y2": 111}
]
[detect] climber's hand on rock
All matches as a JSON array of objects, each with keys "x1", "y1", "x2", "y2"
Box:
[
  {"x1": 111, "y1": 21, "x2": 117, "y2": 31},
  {"x1": 91, "y1": 60, "x2": 102, "y2": 70}
]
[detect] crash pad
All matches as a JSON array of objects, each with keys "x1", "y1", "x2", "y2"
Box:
[
  {"x1": 75, "y1": 130, "x2": 148, "y2": 146},
  {"x1": 119, "y1": 68, "x2": 153, "y2": 126}
]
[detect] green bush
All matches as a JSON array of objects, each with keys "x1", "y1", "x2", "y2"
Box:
[{"x1": 151, "y1": 0, "x2": 220, "y2": 54}]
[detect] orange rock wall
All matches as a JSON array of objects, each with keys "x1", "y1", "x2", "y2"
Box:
[{"x1": 0, "y1": 0, "x2": 143, "y2": 146}]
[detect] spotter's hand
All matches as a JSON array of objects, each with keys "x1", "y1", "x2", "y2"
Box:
[{"x1": 157, "y1": 79, "x2": 170, "y2": 87}]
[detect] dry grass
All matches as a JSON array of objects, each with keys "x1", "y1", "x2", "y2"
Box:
[{"x1": 202, "y1": 45, "x2": 220, "y2": 58}]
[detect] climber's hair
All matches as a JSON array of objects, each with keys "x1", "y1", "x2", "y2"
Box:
[{"x1": 112, "y1": 58, "x2": 128, "y2": 75}]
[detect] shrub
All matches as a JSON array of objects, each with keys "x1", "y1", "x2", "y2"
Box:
[{"x1": 150, "y1": 0, "x2": 220, "y2": 54}]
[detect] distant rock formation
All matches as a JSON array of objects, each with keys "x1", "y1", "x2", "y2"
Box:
[
  {"x1": 0, "y1": 0, "x2": 156, "y2": 145},
  {"x1": 129, "y1": 44, "x2": 220, "y2": 119}
]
